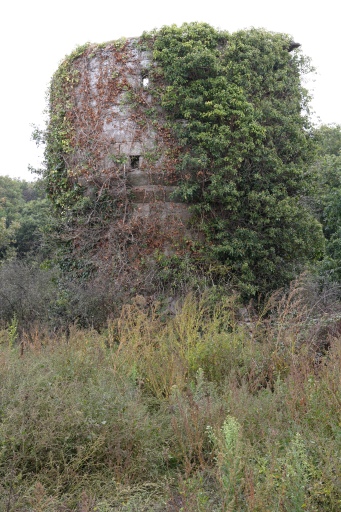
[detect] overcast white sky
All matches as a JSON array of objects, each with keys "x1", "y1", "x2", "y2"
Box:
[{"x1": 1, "y1": 0, "x2": 340, "y2": 181}]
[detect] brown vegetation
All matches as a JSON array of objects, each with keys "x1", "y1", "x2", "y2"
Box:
[{"x1": 1, "y1": 277, "x2": 341, "y2": 510}]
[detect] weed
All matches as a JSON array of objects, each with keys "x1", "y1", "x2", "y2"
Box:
[{"x1": 0, "y1": 283, "x2": 341, "y2": 508}]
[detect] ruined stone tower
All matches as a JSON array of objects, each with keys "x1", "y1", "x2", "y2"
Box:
[{"x1": 47, "y1": 25, "x2": 318, "y2": 297}]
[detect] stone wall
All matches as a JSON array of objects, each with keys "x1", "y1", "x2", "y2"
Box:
[{"x1": 67, "y1": 39, "x2": 192, "y2": 247}]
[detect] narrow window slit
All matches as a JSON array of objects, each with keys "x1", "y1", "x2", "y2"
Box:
[
  {"x1": 130, "y1": 155, "x2": 140, "y2": 169},
  {"x1": 141, "y1": 69, "x2": 149, "y2": 89}
]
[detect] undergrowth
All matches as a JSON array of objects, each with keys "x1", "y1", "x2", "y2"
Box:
[{"x1": 0, "y1": 278, "x2": 341, "y2": 510}]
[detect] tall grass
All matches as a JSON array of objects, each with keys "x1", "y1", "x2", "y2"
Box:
[{"x1": 0, "y1": 279, "x2": 341, "y2": 510}]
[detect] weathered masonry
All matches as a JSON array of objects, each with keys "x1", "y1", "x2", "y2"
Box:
[{"x1": 62, "y1": 38, "x2": 192, "y2": 248}]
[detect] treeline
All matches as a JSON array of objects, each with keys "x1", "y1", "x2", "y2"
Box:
[
  {"x1": 312, "y1": 124, "x2": 341, "y2": 279},
  {"x1": 0, "y1": 176, "x2": 49, "y2": 260}
]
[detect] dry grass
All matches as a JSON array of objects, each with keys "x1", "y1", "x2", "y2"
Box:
[{"x1": 0, "y1": 280, "x2": 341, "y2": 510}]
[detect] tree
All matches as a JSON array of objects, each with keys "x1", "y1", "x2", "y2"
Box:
[
  {"x1": 0, "y1": 176, "x2": 49, "y2": 260},
  {"x1": 312, "y1": 125, "x2": 341, "y2": 281}
]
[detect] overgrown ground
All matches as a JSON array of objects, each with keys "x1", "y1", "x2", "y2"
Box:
[{"x1": 0, "y1": 278, "x2": 341, "y2": 511}]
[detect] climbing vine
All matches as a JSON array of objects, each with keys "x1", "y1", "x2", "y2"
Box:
[
  {"x1": 142, "y1": 23, "x2": 324, "y2": 295},
  {"x1": 44, "y1": 43, "x2": 91, "y2": 211}
]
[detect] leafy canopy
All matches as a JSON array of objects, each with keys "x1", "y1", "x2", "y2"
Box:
[
  {"x1": 0, "y1": 176, "x2": 49, "y2": 260},
  {"x1": 312, "y1": 125, "x2": 341, "y2": 281}
]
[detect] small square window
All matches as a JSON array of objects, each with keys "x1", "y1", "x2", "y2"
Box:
[{"x1": 130, "y1": 155, "x2": 140, "y2": 169}]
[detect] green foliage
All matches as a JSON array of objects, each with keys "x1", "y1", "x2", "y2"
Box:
[
  {"x1": 0, "y1": 176, "x2": 49, "y2": 260},
  {"x1": 145, "y1": 23, "x2": 324, "y2": 295},
  {"x1": 43, "y1": 45, "x2": 88, "y2": 213},
  {"x1": 316, "y1": 124, "x2": 341, "y2": 156},
  {"x1": 207, "y1": 416, "x2": 244, "y2": 509},
  {"x1": 0, "y1": 217, "x2": 19, "y2": 260},
  {"x1": 7, "y1": 313, "x2": 18, "y2": 346},
  {"x1": 312, "y1": 125, "x2": 341, "y2": 281}
]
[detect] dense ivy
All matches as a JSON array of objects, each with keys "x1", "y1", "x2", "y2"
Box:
[{"x1": 144, "y1": 23, "x2": 324, "y2": 295}]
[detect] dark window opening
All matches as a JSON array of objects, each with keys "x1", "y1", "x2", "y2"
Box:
[{"x1": 130, "y1": 155, "x2": 140, "y2": 169}]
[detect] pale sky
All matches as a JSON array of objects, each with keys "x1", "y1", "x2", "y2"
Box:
[{"x1": 1, "y1": 0, "x2": 339, "y2": 181}]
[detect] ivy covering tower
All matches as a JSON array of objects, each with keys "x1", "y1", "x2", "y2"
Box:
[{"x1": 44, "y1": 23, "x2": 324, "y2": 296}]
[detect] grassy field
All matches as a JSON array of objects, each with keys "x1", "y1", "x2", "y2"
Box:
[{"x1": 0, "y1": 281, "x2": 341, "y2": 511}]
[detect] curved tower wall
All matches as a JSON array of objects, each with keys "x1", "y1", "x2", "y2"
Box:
[{"x1": 66, "y1": 39, "x2": 192, "y2": 249}]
